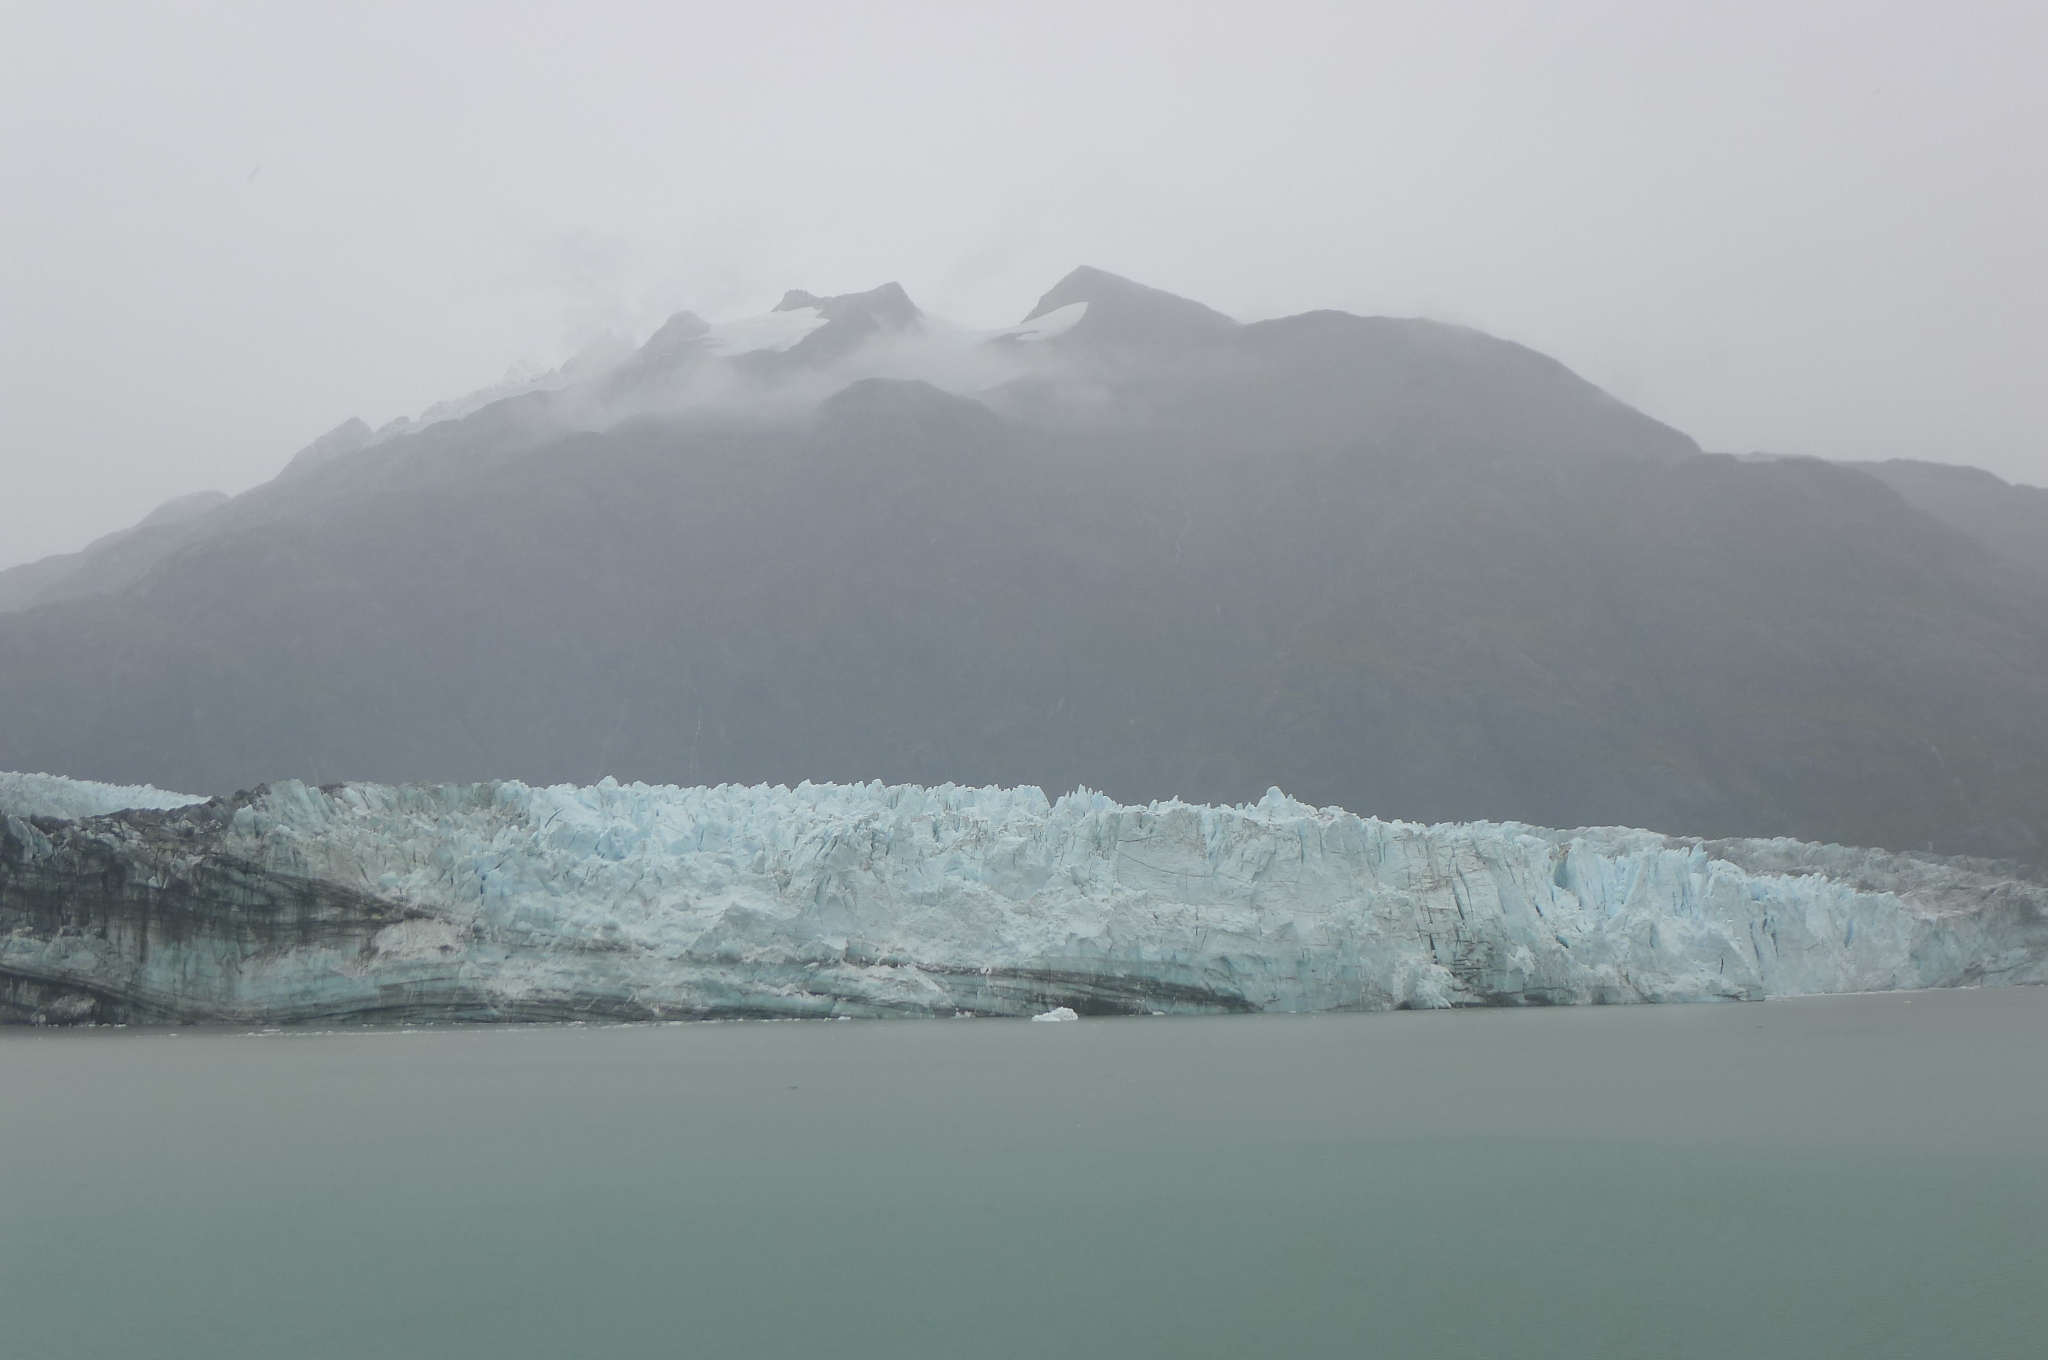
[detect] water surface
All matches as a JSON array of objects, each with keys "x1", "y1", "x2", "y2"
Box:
[{"x1": 4, "y1": 989, "x2": 2044, "y2": 1359}]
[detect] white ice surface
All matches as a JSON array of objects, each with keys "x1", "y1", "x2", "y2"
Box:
[
  {"x1": 196, "y1": 777, "x2": 2047, "y2": 1014},
  {"x1": 10, "y1": 772, "x2": 2041, "y2": 1020},
  {"x1": 0, "y1": 771, "x2": 207, "y2": 821},
  {"x1": 701, "y1": 308, "x2": 831, "y2": 357}
]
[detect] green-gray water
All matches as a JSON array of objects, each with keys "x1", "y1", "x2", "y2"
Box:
[{"x1": 5, "y1": 989, "x2": 2045, "y2": 1359}]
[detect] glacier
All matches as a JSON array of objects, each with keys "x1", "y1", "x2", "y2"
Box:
[
  {"x1": 0, "y1": 771, "x2": 208, "y2": 822},
  {"x1": 2, "y1": 773, "x2": 2044, "y2": 1025}
]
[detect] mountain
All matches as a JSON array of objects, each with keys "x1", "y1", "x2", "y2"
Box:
[
  {"x1": 0, "y1": 488, "x2": 230, "y2": 613},
  {"x1": 3, "y1": 268, "x2": 2047, "y2": 862},
  {"x1": 1842, "y1": 459, "x2": 2048, "y2": 580}
]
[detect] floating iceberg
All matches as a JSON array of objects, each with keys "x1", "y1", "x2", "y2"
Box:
[{"x1": 2, "y1": 774, "x2": 2043, "y2": 1025}]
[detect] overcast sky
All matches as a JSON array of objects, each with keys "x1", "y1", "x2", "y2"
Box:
[{"x1": 2, "y1": 0, "x2": 2042, "y2": 568}]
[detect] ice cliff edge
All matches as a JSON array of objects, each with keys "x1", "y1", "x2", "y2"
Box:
[{"x1": 3, "y1": 774, "x2": 2044, "y2": 1025}]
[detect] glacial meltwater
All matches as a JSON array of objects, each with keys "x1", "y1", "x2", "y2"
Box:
[{"x1": 4, "y1": 990, "x2": 2045, "y2": 1360}]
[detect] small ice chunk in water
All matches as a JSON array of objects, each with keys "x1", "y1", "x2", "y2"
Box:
[{"x1": 1032, "y1": 1007, "x2": 1080, "y2": 1023}]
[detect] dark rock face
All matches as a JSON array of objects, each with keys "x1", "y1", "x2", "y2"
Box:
[
  {"x1": 765, "y1": 281, "x2": 926, "y2": 366},
  {"x1": 0, "y1": 802, "x2": 421, "y2": 1025},
  {"x1": 1022, "y1": 265, "x2": 1238, "y2": 348}
]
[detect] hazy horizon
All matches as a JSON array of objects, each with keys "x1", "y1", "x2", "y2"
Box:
[{"x1": 4, "y1": 0, "x2": 2043, "y2": 569}]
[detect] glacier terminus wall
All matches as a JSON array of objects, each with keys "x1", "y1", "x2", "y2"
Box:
[{"x1": 3, "y1": 774, "x2": 2044, "y2": 1025}]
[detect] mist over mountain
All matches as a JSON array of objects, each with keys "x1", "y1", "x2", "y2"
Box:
[{"x1": 4, "y1": 267, "x2": 2047, "y2": 863}]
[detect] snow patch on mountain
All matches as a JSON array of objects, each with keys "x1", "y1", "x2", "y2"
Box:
[
  {"x1": 701, "y1": 307, "x2": 832, "y2": 357},
  {"x1": 995, "y1": 301, "x2": 1088, "y2": 343}
]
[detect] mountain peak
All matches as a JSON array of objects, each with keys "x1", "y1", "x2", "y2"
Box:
[
  {"x1": 279, "y1": 417, "x2": 375, "y2": 481},
  {"x1": 1022, "y1": 267, "x2": 1236, "y2": 346},
  {"x1": 773, "y1": 281, "x2": 922, "y2": 331},
  {"x1": 640, "y1": 310, "x2": 710, "y2": 360},
  {"x1": 743, "y1": 282, "x2": 926, "y2": 367}
]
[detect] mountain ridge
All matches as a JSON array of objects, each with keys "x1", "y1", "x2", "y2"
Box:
[{"x1": 5, "y1": 268, "x2": 2045, "y2": 863}]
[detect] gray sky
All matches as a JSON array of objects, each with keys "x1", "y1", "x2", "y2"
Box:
[{"x1": 3, "y1": 0, "x2": 2043, "y2": 568}]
